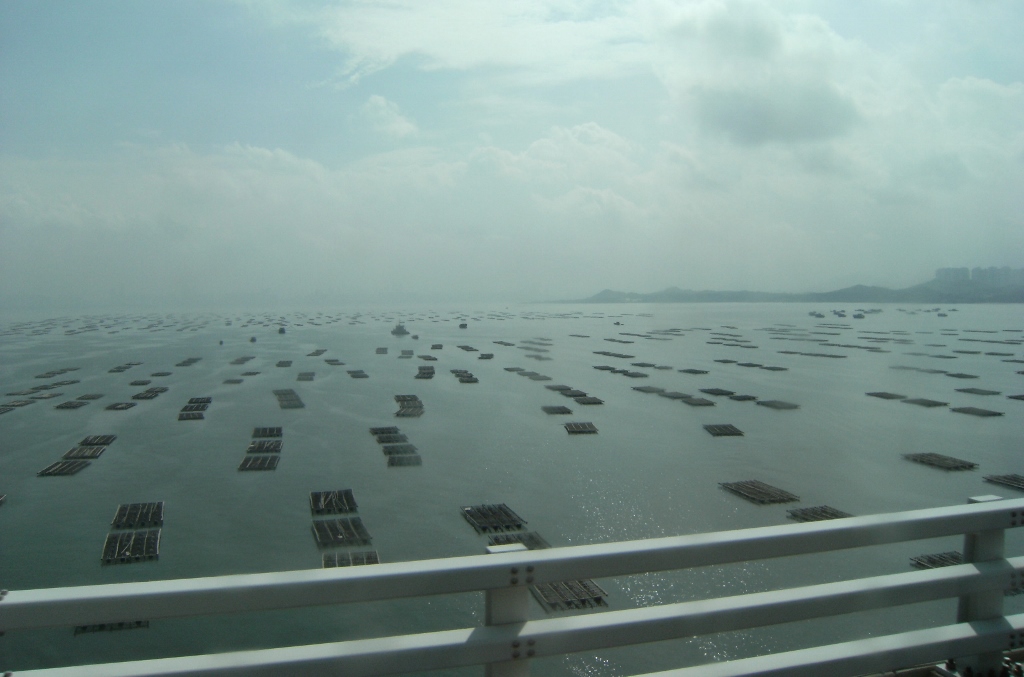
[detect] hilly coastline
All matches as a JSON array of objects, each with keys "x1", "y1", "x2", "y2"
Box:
[{"x1": 576, "y1": 268, "x2": 1024, "y2": 304}]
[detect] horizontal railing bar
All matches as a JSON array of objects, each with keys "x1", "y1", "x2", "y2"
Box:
[
  {"x1": 10, "y1": 560, "x2": 1023, "y2": 677},
  {"x1": 3, "y1": 498, "x2": 1021, "y2": 631},
  {"x1": 638, "y1": 614, "x2": 1024, "y2": 676}
]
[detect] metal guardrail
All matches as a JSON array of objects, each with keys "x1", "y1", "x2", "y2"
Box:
[{"x1": 3, "y1": 495, "x2": 1023, "y2": 676}]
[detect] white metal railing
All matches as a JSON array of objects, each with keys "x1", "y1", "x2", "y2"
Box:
[{"x1": 2, "y1": 495, "x2": 1023, "y2": 676}]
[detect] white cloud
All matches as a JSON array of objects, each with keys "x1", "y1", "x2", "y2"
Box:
[{"x1": 361, "y1": 95, "x2": 418, "y2": 138}]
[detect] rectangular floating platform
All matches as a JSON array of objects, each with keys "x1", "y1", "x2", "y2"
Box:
[
  {"x1": 951, "y1": 407, "x2": 1003, "y2": 417},
  {"x1": 130, "y1": 380, "x2": 152, "y2": 386},
  {"x1": 307, "y1": 349, "x2": 327, "y2": 357},
  {"x1": 561, "y1": 389, "x2": 587, "y2": 398},
  {"x1": 700, "y1": 388, "x2": 735, "y2": 397},
  {"x1": 375, "y1": 433, "x2": 408, "y2": 444},
  {"x1": 488, "y1": 532, "x2": 552, "y2": 550},
  {"x1": 564, "y1": 422, "x2": 598, "y2": 434},
  {"x1": 112, "y1": 502, "x2": 164, "y2": 529},
  {"x1": 348, "y1": 371, "x2": 369, "y2": 379},
  {"x1": 376, "y1": 348, "x2": 388, "y2": 355},
  {"x1": 720, "y1": 480, "x2": 799, "y2": 504},
  {"x1": 681, "y1": 397, "x2": 715, "y2": 406},
  {"x1": 0, "y1": 407, "x2": 16, "y2": 415},
  {"x1": 38, "y1": 460, "x2": 91, "y2": 476},
  {"x1": 55, "y1": 400, "x2": 89, "y2": 410},
  {"x1": 531, "y1": 580, "x2": 608, "y2": 612},
  {"x1": 757, "y1": 400, "x2": 799, "y2": 410},
  {"x1": 729, "y1": 395, "x2": 757, "y2": 402},
  {"x1": 273, "y1": 389, "x2": 305, "y2": 409},
  {"x1": 575, "y1": 397, "x2": 604, "y2": 405},
  {"x1": 904, "y1": 452, "x2": 977, "y2": 471},
  {"x1": 901, "y1": 398, "x2": 948, "y2": 408},
  {"x1": 546, "y1": 385, "x2": 573, "y2": 391},
  {"x1": 323, "y1": 550, "x2": 380, "y2": 567},
  {"x1": 276, "y1": 361, "x2": 293, "y2": 367},
  {"x1": 78, "y1": 394, "x2": 105, "y2": 400},
  {"x1": 633, "y1": 386, "x2": 665, "y2": 394},
  {"x1": 679, "y1": 369, "x2": 709, "y2": 374},
  {"x1": 956, "y1": 388, "x2": 1000, "y2": 396},
  {"x1": 238, "y1": 455, "x2": 279, "y2": 471},
  {"x1": 74, "y1": 620, "x2": 150, "y2": 635},
  {"x1": 542, "y1": 405, "x2": 573, "y2": 415},
  {"x1": 704, "y1": 424, "x2": 744, "y2": 437},
  {"x1": 132, "y1": 391, "x2": 160, "y2": 401},
  {"x1": 312, "y1": 517, "x2": 372, "y2": 547},
  {"x1": 310, "y1": 489, "x2": 357, "y2": 515},
  {"x1": 527, "y1": 374, "x2": 551, "y2": 381},
  {"x1": 253, "y1": 427, "x2": 283, "y2": 438},
  {"x1": 382, "y1": 444, "x2": 418, "y2": 456},
  {"x1": 867, "y1": 392, "x2": 907, "y2": 400},
  {"x1": 945, "y1": 373, "x2": 979, "y2": 379},
  {"x1": 188, "y1": 397, "x2": 213, "y2": 405},
  {"x1": 387, "y1": 454, "x2": 422, "y2": 467},
  {"x1": 81, "y1": 435, "x2": 116, "y2": 446},
  {"x1": 910, "y1": 551, "x2": 963, "y2": 570},
  {"x1": 101, "y1": 529, "x2": 161, "y2": 564},
  {"x1": 761, "y1": 366, "x2": 789, "y2": 371},
  {"x1": 432, "y1": 344, "x2": 443, "y2": 350},
  {"x1": 658, "y1": 391, "x2": 691, "y2": 400},
  {"x1": 241, "y1": 371, "x2": 261, "y2": 376},
  {"x1": 395, "y1": 407, "x2": 424, "y2": 417},
  {"x1": 786, "y1": 505, "x2": 852, "y2": 522},
  {"x1": 984, "y1": 474, "x2": 1024, "y2": 492},
  {"x1": 370, "y1": 426, "x2": 399, "y2": 436},
  {"x1": 248, "y1": 440, "x2": 282, "y2": 453},
  {"x1": 394, "y1": 394, "x2": 421, "y2": 403},
  {"x1": 178, "y1": 412, "x2": 204, "y2": 421},
  {"x1": 297, "y1": 372, "x2": 315, "y2": 381},
  {"x1": 461, "y1": 504, "x2": 526, "y2": 533},
  {"x1": 63, "y1": 445, "x2": 106, "y2": 460},
  {"x1": 180, "y1": 404, "x2": 208, "y2": 412}
]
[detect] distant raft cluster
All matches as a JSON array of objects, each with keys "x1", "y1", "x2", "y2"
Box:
[
  {"x1": 239, "y1": 427, "x2": 282, "y2": 471},
  {"x1": 309, "y1": 489, "x2": 378, "y2": 568},
  {"x1": 37, "y1": 434, "x2": 116, "y2": 477},
  {"x1": 370, "y1": 426, "x2": 421, "y2": 467},
  {"x1": 273, "y1": 389, "x2": 304, "y2": 409},
  {"x1": 394, "y1": 394, "x2": 424, "y2": 417},
  {"x1": 179, "y1": 396, "x2": 211, "y2": 421}
]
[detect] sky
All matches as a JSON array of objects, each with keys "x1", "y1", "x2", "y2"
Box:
[{"x1": 1, "y1": 0, "x2": 1022, "y2": 310}]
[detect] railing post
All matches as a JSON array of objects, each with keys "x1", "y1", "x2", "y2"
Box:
[
  {"x1": 485, "y1": 543, "x2": 530, "y2": 677},
  {"x1": 956, "y1": 495, "x2": 1006, "y2": 676}
]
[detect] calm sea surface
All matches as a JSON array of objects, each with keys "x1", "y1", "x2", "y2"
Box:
[{"x1": 2, "y1": 303, "x2": 1022, "y2": 675}]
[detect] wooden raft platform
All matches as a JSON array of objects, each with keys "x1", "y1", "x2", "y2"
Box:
[
  {"x1": 757, "y1": 400, "x2": 799, "y2": 410},
  {"x1": 310, "y1": 490, "x2": 357, "y2": 514},
  {"x1": 904, "y1": 452, "x2": 977, "y2": 471},
  {"x1": 38, "y1": 460, "x2": 90, "y2": 476},
  {"x1": 101, "y1": 529, "x2": 161, "y2": 564},
  {"x1": 532, "y1": 580, "x2": 608, "y2": 611},
  {"x1": 254, "y1": 427, "x2": 283, "y2": 438},
  {"x1": 461, "y1": 504, "x2": 526, "y2": 533},
  {"x1": 901, "y1": 398, "x2": 948, "y2": 408},
  {"x1": 112, "y1": 502, "x2": 164, "y2": 528},
  {"x1": 488, "y1": 532, "x2": 552, "y2": 550},
  {"x1": 312, "y1": 517, "x2": 372, "y2": 547},
  {"x1": 238, "y1": 456, "x2": 279, "y2": 471},
  {"x1": 323, "y1": 551, "x2": 379, "y2": 568},
  {"x1": 951, "y1": 407, "x2": 1003, "y2": 417},
  {"x1": 542, "y1": 406, "x2": 572, "y2": 415},
  {"x1": 82, "y1": 434, "x2": 117, "y2": 446},
  {"x1": 564, "y1": 422, "x2": 598, "y2": 434},
  {"x1": 787, "y1": 505, "x2": 851, "y2": 522},
  {"x1": 866, "y1": 392, "x2": 906, "y2": 400},
  {"x1": 984, "y1": 474, "x2": 1024, "y2": 492},
  {"x1": 63, "y1": 445, "x2": 106, "y2": 460},
  {"x1": 248, "y1": 440, "x2": 282, "y2": 453},
  {"x1": 178, "y1": 412, "x2": 203, "y2": 421},
  {"x1": 704, "y1": 424, "x2": 743, "y2": 437},
  {"x1": 720, "y1": 480, "x2": 799, "y2": 504},
  {"x1": 273, "y1": 389, "x2": 305, "y2": 409}
]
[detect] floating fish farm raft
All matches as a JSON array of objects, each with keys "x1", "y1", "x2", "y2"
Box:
[
  {"x1": 322, "y1": 550, "x2": 379, "y2": 568},
  {"x1": 910, "y1": 551, "x2": 963, "y2": 569},
  {"x1": 532, "y1": 579, "x2": 609, "y2": 612},
  {"x1": 273, "y1": 389, "x2": 305, "y2": 409},
  {"x1": 984, "y1": 474, "x2": 1024, "y2": 492},
  {"x1": 238, "y1": 456, "x2": 279, "y2": 471},
  {"x1": 311, "y1": 517, "x2": 372, "y2": 547},
  {"x1": 542, "y1": 405, "x2": 573, "y2": 415},
  {"x1": 904, "y1": 452, "x2": 977, "y2": 471},
  {"x1": 564, "y1": 422, "x2": 598, "y2": 434},
  {"x1": 461, "y1": 504, "x2": 526, "y2": 533},
  {"x1": 101, "y1": 529, "x2": 161, "y2": 564},
  {"x1": 866, "y1": 392, "x2": 906, "y2": 400},
  {"x1": 37, "y1": 460, "x2": 90, "y2": 476},
  {"x1": 951, "y1": 406, "x2": 1003, "y2": 417},
  {"x1": 112, "y1": 502, "x2": 164, "y2": 529},
  {"x1": 62, "y1": 446, "x2": 106, "y2": 460},
  {"x1": 704, "y1": 424, "x2": 744, "y2": 437},
  {"x1": 786, "y1": 505, "x2": 852, "y2": 522},
  {"x1": 310, "y1": 490, "x2": 357, "y2": 515},
  {"x1": 720, "y1": 480, "x2": 799, "y2": 504}
]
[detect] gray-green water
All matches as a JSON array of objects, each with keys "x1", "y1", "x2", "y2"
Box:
[{"x1": 2, "y1": 303, "x2": 1022, "y2": 675}]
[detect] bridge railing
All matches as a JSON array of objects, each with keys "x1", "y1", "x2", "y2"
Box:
[{"x1": 3, "y1": 495, "x2": 1023, "y2": 676}]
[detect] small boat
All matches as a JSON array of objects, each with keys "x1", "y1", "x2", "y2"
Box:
[{"x1": 391, "y1": 323, "x2": 410, "y2": 336}]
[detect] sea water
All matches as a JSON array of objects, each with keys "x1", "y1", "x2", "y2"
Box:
[{"x1": 1, "y1": 303, "x2": 1022, "y2": 675}]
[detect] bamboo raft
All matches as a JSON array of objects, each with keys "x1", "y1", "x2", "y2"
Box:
[
  {"x1": 297, "y1": 372, "x2": 315, "y2": 381},
  {"x1": 720, "y1": 480, "x2": 799, "y2": 504},
  {"x1": 542, "y1": 405, "x2": 573, "y2": 415},
  {"x1": 984, "y1": 474, "x2": 1024, "y2": 492},
  {"x1": 488, "y1": 532, "x2": 552, "y2": 550},
  {"x1": 310, "y1": 490, "x2": 357, "y2": 514},
  {"x1": 276, "y1": 361, "x2": 292, "y2": 367},
  {"x1": 178, "y1": 412, "x2": 204, "y2": 421},
  {"x1": 273, "y1": 389, "x2": 305, "y2": 409},
  {"x1": 37, "y1": 460, "x2": 90, "y2": 476},
  {"x1": 81, "y1": 434, "x2": 116, "y2": 446},
  {"x1": 375, "y1": 433, "x2": 408, "y2": 444},
  {"x1": 904, "y1": 452, "x2": 977, "y2": 471},
  {"x1": 323, "y1": 550, "x2": 379, "y2": 567},
  {"x1": 238, "y1": 456, "x2": 279, "y2": 471},
  {"x1": 312, "y1": 517, "x2": 372, "y2": 547},
  {"x1": 575, "y1": 397, "x2": 604, "y2": 405},
  {"x1": 531, "y1": 580, "x2": 608, "y2": 611},
  {"x1": 388, "y1": 455, "x2": 422, "y2": 466},
  {"x1": 112, "y1": 502, "x2": 164, "y2": 529},
  {"x1": 681, "y1": 397, "x2": 715, "y2": 406},
  {"x1": 951, "y1": 407, "x2": 1003, "y2": 417},
  {"x1": 910, "y1": 551, "x2": 962, "y2": 569},
  {"x1": 564, "y1": 422, "x2": 598, "y2": 434},
  {"x1": 700, "y1": 388, "x2": 735, "y2": 397},
  {"x1": 901, "y1": 398, "x2": 948, "y2": 408},
  {"x1": 55, "y1": 400, "x2": 89, "y2": 409},
  {"x1": 381, "y1": 444, "x2": 418, "y2": 456},
  {"x1": 704, "y1": 424, "x2": 743, "y2": 437},
  {"x1": 62, "y1": 445, "x2": 106, "y2": 460},
  {"x1": 679, "y1": 369, "x2": 709, "y2": 374},
  {"x1": 757, "y1": 400, "x2": 799, "y2": 410},
  {"x1": 461, "y1": 504, "x2": 526, "y2": 533},
  {"x1": 866, "y1": 392, "x2": 906, "y2": 400},
  {"x1": 787, "y1": 505, "x2": 851, "y2": 522},
  {"x1": 101, "y1": 529, "x2": 161, "y2": 564},
  {"x1": 180, "y1": 404, "x2": 207, "y2": 412},
  {"x1": 253, "y1": 427, "x2": 283, "y2": 438},
  {"x1": 956, "y1": 388, "x2": 1000, "y2": 396}
]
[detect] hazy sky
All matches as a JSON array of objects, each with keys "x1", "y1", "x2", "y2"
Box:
[{"x1": 1, "y1": 1, "x2": 1022, "y2": 309}]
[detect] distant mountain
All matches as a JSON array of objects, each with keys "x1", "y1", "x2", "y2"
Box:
[{"x1": 573, "y1": 275, "x2": 1024, "y2": 304}]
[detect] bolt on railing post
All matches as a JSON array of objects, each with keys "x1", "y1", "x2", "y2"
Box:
[
  {"x1": 484, "y1": 543, "x2": 530, "y2": 677},
  {"x1": 956, "y1": 495, "x2": 1006, "y2": 676}
]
